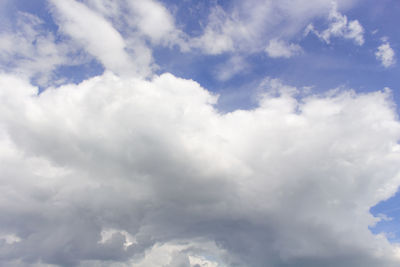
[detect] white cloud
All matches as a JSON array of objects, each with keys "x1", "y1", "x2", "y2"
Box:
[
  {"x1": 49, "y1": 0, "x2": 153, "y2": 77},
  {"x1": 0, "y1": 0, "x2": 365, "y2": 84},
  {"x1": 265, "y1": 39, "x2": 303, "y2": 58},
  {"x1": 190, "y1": 0, "x2": 360, "y2": 55},
  {"x1": 1, "y1": 72, "x2": 400, "y2": 266},
  {"x1": 47, "y1": 0, "x2": 193, "y2": 78},
  {"x1": 305, "y1": 2, "x2": 364, "y2": 45},
  {"x1": 0, "y1": 12, "x2": 78, "y2": 85},
  {"x1": 83, "y1": 0, "x2": 187, "y2": 49},
  {"x1": 376, "y1": 42, "x2": 396, "y2": 68},
  {"x1": 125, "y1": 0, "x2": 182, "y2": 46},
  {"x1": 189, "y1": 6, "x2": 238, "y2": 55}
]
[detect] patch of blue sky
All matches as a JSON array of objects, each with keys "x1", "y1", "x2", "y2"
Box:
[
  {"x1": 4, "y1": 0, "x2": 59, "y2": 35},
  {"x1": 161, "y1": 0, "x2": 233, "y2": 34},
  {"x1": 161, "y1": 0, "x2": 216, "y2": 36},
  {"x1": 153, "y1": 46, "x2": 260, "y2": 111},
  {"x1": 285, "y1": 36, "x2": 398, "y2": 93},
  {"x1": 347, "y1": 0, "x2": 400, "y2": 40},
  {"x1": 36, "y1": 59, "x2": 104, "y2": 93},
  {"x1": 370, "y1": 190, "x2": 400, "y2": 243}
]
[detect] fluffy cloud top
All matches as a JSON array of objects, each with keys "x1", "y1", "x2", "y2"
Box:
[{"x1": 1, "y1": 72, "x2": 400, "y2": 266}]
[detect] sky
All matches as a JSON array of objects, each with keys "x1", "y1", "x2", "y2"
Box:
[{"x1": 0, "y1": 0, "x2": 400, "y2": 266}]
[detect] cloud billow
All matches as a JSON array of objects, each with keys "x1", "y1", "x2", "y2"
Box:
[{"x1": 0, "y1": 72, "x2": 400, "y2": 267}]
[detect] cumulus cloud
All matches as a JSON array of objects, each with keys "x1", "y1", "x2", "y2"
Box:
[
  {"x1": 1, "y1": 71, "x2": 400, "y2": 266},
  {"x1": 265, "y1": 39, "x2": 303, "y2": 58},
  {"x1": 376, "y1": 42, "x2": 396, "y2": 68},
  {"x1": 305, "y1": 2, "x2": 364, "y2": 45}
]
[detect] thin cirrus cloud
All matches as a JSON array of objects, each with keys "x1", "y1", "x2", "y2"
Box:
[{"x1": 0, "y1": 0, "x2": 399, "y2": 267}]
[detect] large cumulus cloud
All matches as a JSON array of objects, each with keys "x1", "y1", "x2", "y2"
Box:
[{"x1": 1, "y1": 72, "x2": 400, "y2": 266}]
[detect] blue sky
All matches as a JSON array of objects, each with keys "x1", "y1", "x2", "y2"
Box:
[{"x1": 0, "y1": 1, "x2": 400, "y2": 266}]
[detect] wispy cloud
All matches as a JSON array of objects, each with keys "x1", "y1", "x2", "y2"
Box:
[
  {"x1": 0, "y1": 12, "x2": 79, "y2": 85},
  {"x1": 305, "y1": 2, "x2": 364, "y2": 45},
  {"x1": 265, "y1": 39, "x2": 303, "y2": 58}
]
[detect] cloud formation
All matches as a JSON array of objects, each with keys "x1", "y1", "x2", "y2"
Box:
[
  {"x1": 0, "y1": 1, "x2": 399, "y2": 266},
  {"x1": 1, "y1": 72, "x2": 400, "y2": 266},
  {"x1": 376, "y1": 42, "x2": 396, "y2": 68},
  {"x1": 191, "y1": 0, "x2": 360, "y2": 55},
  {"x1": 0, "y1": 0, "x2": 366, "y2": 83},
  {"x1": 305, "y1": 2, "x2": 364, "y2": 46},
  {"x1": 265, "y1": 39, "x2": 303, "y2": 58},
  {"x1": 49, "y1": 0, "x2": 150, "y2": 77},
  {"x1": 0, "y1": 12, "x2": 79, "y2": 85}
]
